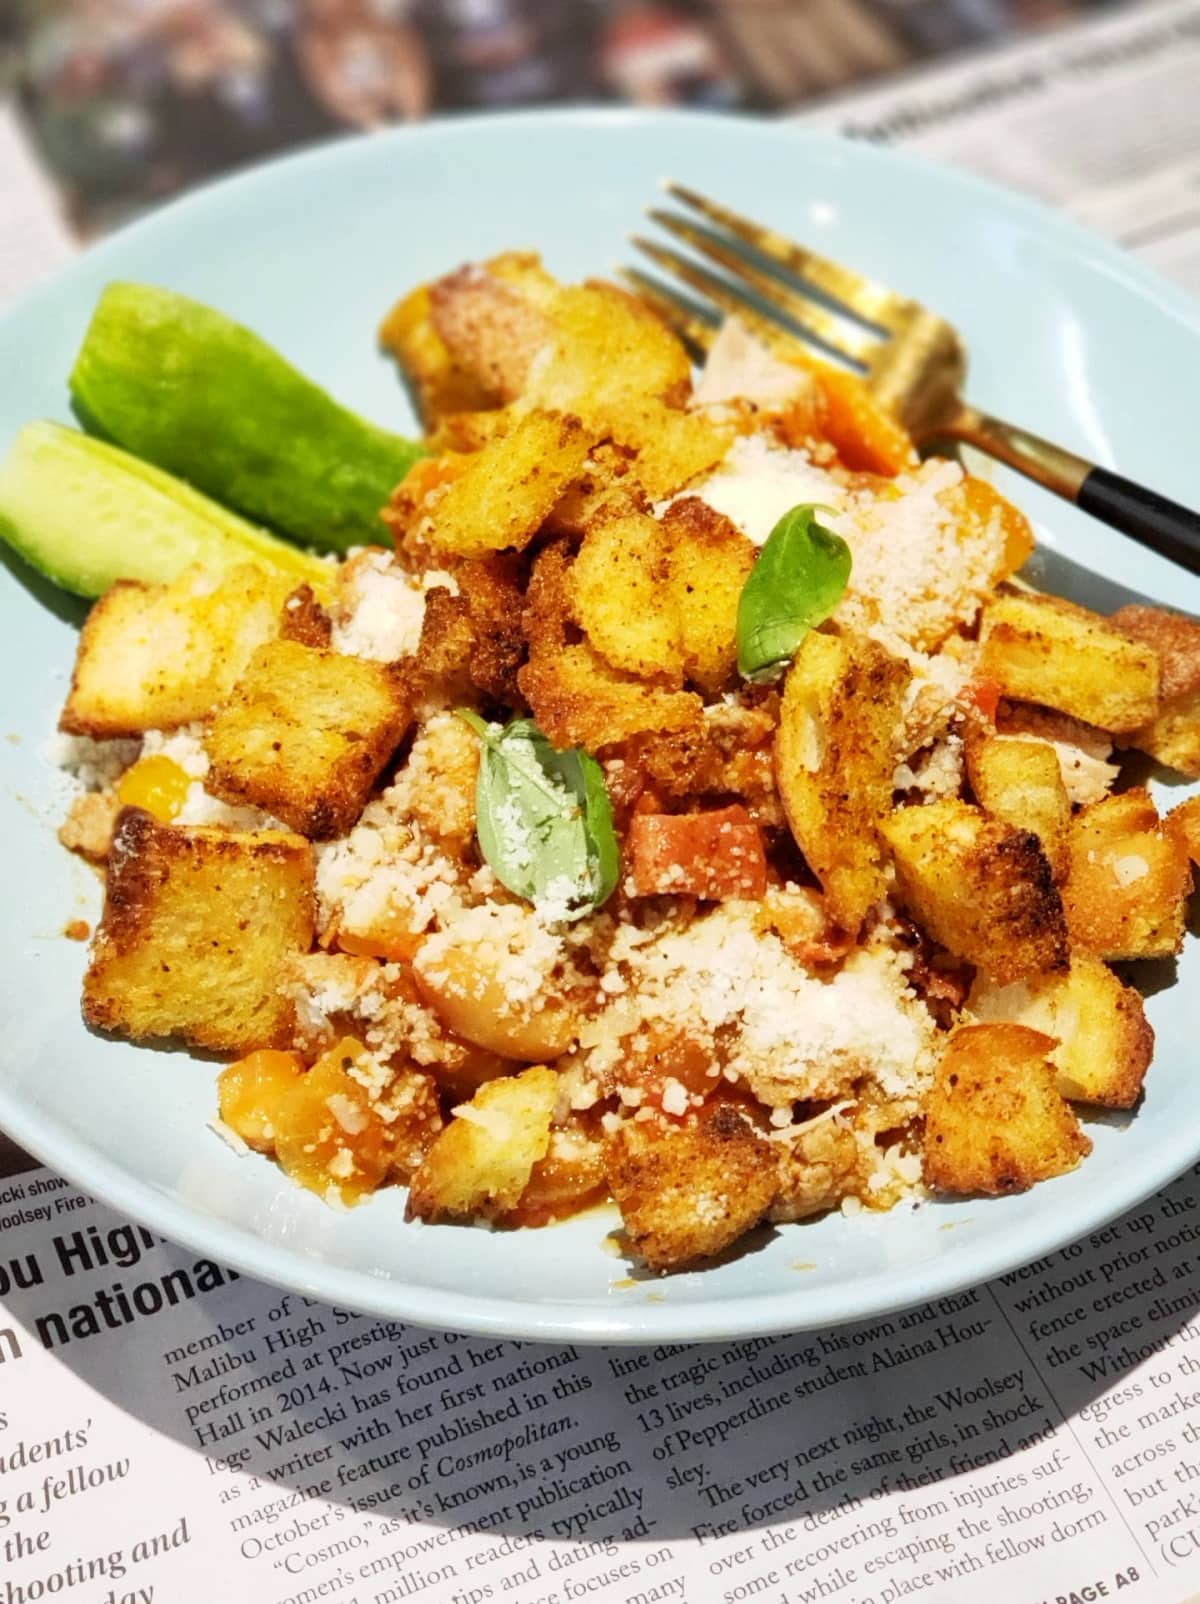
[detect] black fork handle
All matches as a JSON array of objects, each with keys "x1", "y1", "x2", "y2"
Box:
[{"x1": 942, "y1": 404, "x2": 1200, "y2": 576}]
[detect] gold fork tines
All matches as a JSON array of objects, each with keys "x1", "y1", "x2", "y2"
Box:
[{"x1": 625, "y1": 182, "x2": 1200, "y2": 573}]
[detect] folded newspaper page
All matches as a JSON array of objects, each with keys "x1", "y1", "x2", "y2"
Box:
[
  {"x1": 2, "y1": 5, "x2": 1200, "y2": 1602},
  {"x1": 1, "y1": 1155, "x2": 1198, "y2": 1603}
]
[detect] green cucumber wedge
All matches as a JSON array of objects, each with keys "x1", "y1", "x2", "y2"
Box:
[
  {"x1": 71, "y1": 282, "x2": 425, "y2": 555},
  {"x1": 0, "y1": 420, "x2": 333, "y2": 598}
]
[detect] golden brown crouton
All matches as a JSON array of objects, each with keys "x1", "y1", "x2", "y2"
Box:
[
  {"x1": 1063, "y1": 789, "x2": 1189, "y2": 960},
  {"x1": 570, "y1": 508, "x2": 684, "y2": 683},
  {"x1": 520, "y1": 544, "x2": 701, "y2": 750},
  {"x1": 995, "y1": 703, "x2": 1119, "y2": 805},
  {"x1": 412, "y1": 555, "x2": 527, "y2": 707},
  {"x1": 424, "y1": 410, "x2": 595, "y2": 559},
  {"x1": 882, "y1": 800, "x2": 1068, "y2": 983},
  {"x1": 604, "y1": 1106, "x2": 778, "y2": 1271},
  {"x1": 524, "y1": 282, "x2": 693, "y2": 416},
  {"x1": 777, "y1": 630, "x2": 910, "y2": 934},
  {"x1": 923, "y1": 1023, "x2": 1091, "y2": 1195},
  {"x1": 406, "y1": 1067, "x2": 558, "y2": 1223},
  {"x1": 969, "y1": 955, "x2": 1153, "y2": 1109},
  {"x1": 966, "y1": 733, "x2": 1071, "y2": 881},
  {"x1": 279, "y1": 584, "x2": 332, "y2": 650},
  {"x1": 60, "y1": 564, "x2": 292, "y2": 738},
  {"x1": 1166, "y1": 793, "x2": 1200, "y2": 865},
  {"x1": 378, "y1": 283, "x2": 497, "y2": 426},
  {"x1": 606, "y1": 398, "x2": 733, "y2": 501},
  {"x1": 769, "y1": 1114, "x2": 860, "y2": 1222},
  {"x1": 659, "y1": 498, "x2": 756, "y2": 695},
  {"x1": 978, "y1": 591, "x2": 1159, "y2": 735},
  {"x1": 1112, "y1": 603, "x2": 1200, "y2": 777},
  {"x1": 428, "y1": 260, "x2": 555, "y2": 402},
  {"x1": 83, "y1": 809, "x2": 314, "y2": 1052},
  {"x1": 204, "y1": 640, "x2": 411, "y2": 839}
]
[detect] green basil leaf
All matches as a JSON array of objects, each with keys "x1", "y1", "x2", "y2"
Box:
[
  {"x1": 458, "y1": 712, "x2": 619, "y2": 921},
  {"x1": 736, "y1": 503, "x2": 851, "y2": 682}
]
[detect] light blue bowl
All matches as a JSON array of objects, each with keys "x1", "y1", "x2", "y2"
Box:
[{"x1": 1, "y1": 110, "x2": 1197, "y2": 1343}]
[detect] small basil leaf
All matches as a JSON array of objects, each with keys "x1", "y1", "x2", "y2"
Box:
[
  {"x1": 458, "y1": 713, "x2": 619, "y2": 920},
  {"x1": 736, "y1": 503, "x2": 851, "y2": 682}
]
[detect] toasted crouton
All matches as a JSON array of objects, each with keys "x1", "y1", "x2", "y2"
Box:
[
  {"x1": 604, "y1": 1106, "x2": 778, "y2": 1271},
  {"x1": 1112, "y1": 604, "x2": 1200, "y2": 777},
  {"x1": 406, "y1": 1067, "x2": 558, "y2": 1223},
  {"x1": 205, "y1": 640, "x2": 411, "y2": 839},
  {"x1": 966, "y1": 734, "x2": 1071, "y2": 880},
  {"x1": 969, "y1": 955, "x2": 1153, "y2": 1109},
  {"x1": 520, "y1": 543, "x2": 701, "y2": 750},
  {"x1": 606, "y1": 398, "x2": 733, "y2": 501},
  {"x1": 378, "y1": 284, "x2": 497, "y2": 425},
  {"x1": 882, "y1": 800, "x2": 1068, "y2": 983},
  {"x1": 524, "y1": 282, "x2": 693, "y2": 416},
  {"x1": 425, "y1": 410, "x2": 595, "y2": 559},
  {"x1": 1063, "y1": 789, "x2": 1189, "y2": 960},
  {"x1": 82, "y1": 809, "x2": 314, "y2": 1052},
  {"x1": 995, "y1": 703, "x2": 1119, "y2": 805},
  {"x1": 570, "y1": 507, "x2": 683, "y2": 682},
  {"x1": 1166, "y1": 794, "x2": 1200, "y2": 865},
  {"x1": 777, "y1": 630, "x2": 910, "y2": 934},
  {"x1": 60, "y1": 564, "x2": 292, "y2": 738},
  {"x1": 428, "y1": 259, "x2": 556, "y2": 403},
  {"x1": 659, "y1": 498, "x2": 756, "y2": 695},
  {"x1": 923, "y1": 1023, "x2": 1091, "y2": 1195},
  {"x1": 978, "y1": 592, "x2": 1159, "y2": 734}
]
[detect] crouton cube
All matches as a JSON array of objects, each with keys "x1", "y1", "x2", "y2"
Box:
[
  {"x1": 379, "y1": 283, "x2": 497, "y2": 425},
  {"x1": 1112, "y1": 604, "x2": 1200, "y2": 777},
  {"x1": 978, "y1": 592, "x2": 1159, "y2": 734},
  {"x1": 628, "y1": 806, "x2": 768, "y2": 900},
  {"x1": 604, "y1": 1106, "x2": 778, "y2": 1271},
  {"x1": 570, "y1": 508, "x2": 684, "y2": 682},
  {"x1": 1063, "y1": 789, "x2": 1189, "y2": 960},
  {"x1": 777, "y1": 630, "x2": 910, "y2": 934},
  {"x1": 524, "y1": 282, "x2": 693, "y2": 415},
  {"x1": 425, "y1": 410, "x2": 595, "y2": 559},
  {"x1": 882, "y1": 800, "x2": 1068, "y2": 983},
  {"x1": 82, "y1": 809, "x2": 314, "y2": 1052},
  {"x1": 607, "y1": 398, "x2": 733, "y2": 501},
  {"x1": 969, "y1": 955, "x2": 1153, "y2": 1109},
  {"x1": 660, "y1": 498, "x2": 756, "y2": 695},
  {"x1": 1167, "y1": 794, "x2": 1200, "y2": 866},
  {"x1": 966, "y1": 734, "x2": 1071, "y2": 880},
  {"x1": 923, "y1": 1023, "x2": 1091, "y2": 1195},
  {"x1": 520, "y1": 543, "x2": 701, "y2": 750},
  {"x1": 428, "y1": 259, "x2": 555, "y2": 403},
  {"x1": 406, "y1": 1067, "x2": 558, "y2": 1223},
  {"x1": 61, "y1": 564, "x2": 292, "y2": 738},
  {"x1": 204, "y1": 640, "x2": 410, "y2": 839}
]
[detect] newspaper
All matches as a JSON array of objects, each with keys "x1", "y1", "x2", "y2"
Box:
[
  {"x1": 1, "y1": 1153, "x2": 1199, "y2": 1603},
  {"x1": 3, "y1": 4, "x2": 1200, "y2": 1602}
]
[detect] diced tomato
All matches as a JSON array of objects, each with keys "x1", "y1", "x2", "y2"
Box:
[
  {"x1": 628, "y1": 805, "x2": 768, "y2": 900},
  {"x1": 963, "y1": 676, "x2": 1003, "y2": 724}
]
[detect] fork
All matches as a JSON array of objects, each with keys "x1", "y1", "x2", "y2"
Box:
[{"x1": 626, "y1": 182, "x2": 1200, "y2": 576}]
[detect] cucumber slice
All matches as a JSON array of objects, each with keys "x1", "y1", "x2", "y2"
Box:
[
  {"x1": 71, "y1": 282, "x2": 425, "y2": 556},
  {"x1": 0, "y1": 421, "x2": 333, "y2": 599}
]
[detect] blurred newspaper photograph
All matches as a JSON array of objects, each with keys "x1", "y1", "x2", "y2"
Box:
[{"x1": 0, "y1": 0, "x2": 1168, "y2": 239}]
